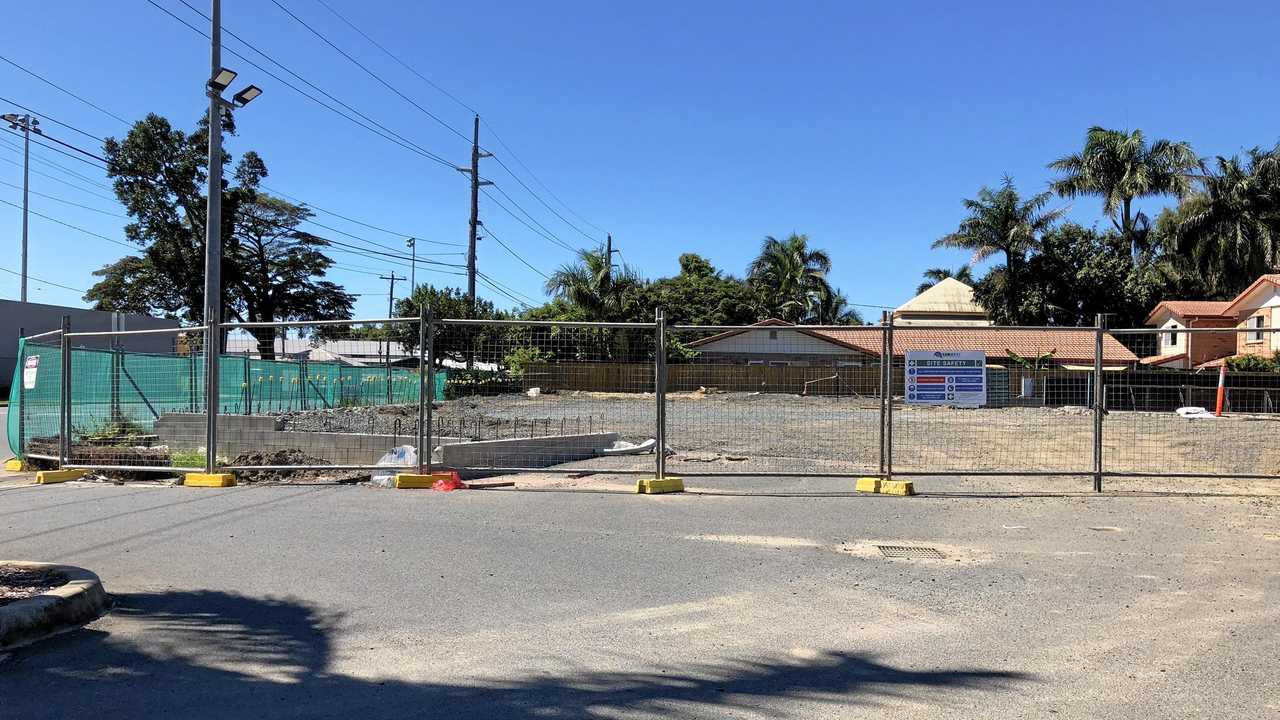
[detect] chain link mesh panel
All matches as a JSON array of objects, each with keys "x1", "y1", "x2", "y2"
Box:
[
  {"x1": 665, "y1": 324, "x2": 884, "y2": 477},
  {"x1": 435, "y1": 320, "x2": 656, "y2": 474}
]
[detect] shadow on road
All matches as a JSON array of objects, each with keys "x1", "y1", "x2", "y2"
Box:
[{"x1": 2, "y1": 590, "x2": 1029, "y2": 719}]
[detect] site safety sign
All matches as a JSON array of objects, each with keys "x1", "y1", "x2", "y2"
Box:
[{"x1": 905, "y1": 350, "x2": 986, "y2": 407}]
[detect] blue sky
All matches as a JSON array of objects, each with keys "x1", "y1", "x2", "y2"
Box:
[{"x1": 1, "y1": 0, "x2": 1278, "y2": 319}]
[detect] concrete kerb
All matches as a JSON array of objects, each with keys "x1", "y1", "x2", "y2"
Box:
[{"x1": 0, "y1": 562, "x2": 110, "y2": 650}]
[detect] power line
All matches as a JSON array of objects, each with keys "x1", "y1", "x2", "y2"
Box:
[
  {"x1": 150, "y1": 0, "x2": 459, "y2": 169},
  {"x1": 0, "y1": 265, "x2": 87, "y2": 294},
  {"x1": 481, "y1": 117, "x2": 607, "y2": 236},
  {"x1": 267, "y1": 0, "x2": 471, "y2": 145},
  {"x1": 487, "y1": 149, "x2": 600, "y2": 243},
  {"x1": 0, "y1": 94, "x2": 107, "y2": 143},
  {"x1": 476, "y1": 271, "x2": 534, "y2": 308},
  {"x1": 1, "y1": 126, "x2": 108, "y2": 171},
  {"x1": 0, "y1": 148, "x2": 118, "y2": 202},
  {"x1": 0, "y1": 54, "x2": 130, "y2": 125},
  {"x1": 0, "y1": 134, "x2": 112, "y2": 189},
  {"x1": 311, "y1": 0, "x2": 479, "y2": 116},
  {"x1": 482, "y1": 185, "x2": 576, "y2": 253},
  {"x1": 0, "y1": 180, "x2": 124, "y2": 217},
  {"x1": 258, "y1": 183, "x2": 462, "y2": 247},
  {"x1": 483, "y1": 224, "x2": 550, "y2": 280},
  {"x1": 0, "y1": 197, "x2": 135, "y2": 250}
]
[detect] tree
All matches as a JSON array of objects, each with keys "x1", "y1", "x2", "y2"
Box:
[
  {"x1": 87, "y1": 113, "x2": 353, "y2": 357},
  {"x1": 627, "y1": 253, "x2": 756, "y2": 325},
  {"x1": 1167, "y1": 147, "x2": 1280, "y2": 297},
  {"x1": 933, "y1": 177, "x2": 1065, "y2": 324},
  {"x1": 1048, "y1": 127, "x2": 1200, "y2": 257},
  {"x1": 390, "y1": 285, "x2": 500, "y2": 366},
  {"x1": 812, "y1": 288, "x2": 864, "y2": 325},
  {"x1": 746, "y1": 234, "x2": 835, "y2": 322},
  {"x1": 544, "y1": 247, "x2": 645, "y2": 322},
  {"x1": 915, "y1": 265, "x2": 974, "y2": 295}
]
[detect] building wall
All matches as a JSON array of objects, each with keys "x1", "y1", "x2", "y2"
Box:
[
  {"x1": 692, "y1": 329, "x2": 855, "y2": 358},
  {"x1": 1186, "y1": 317, "x2": 1237, "y2": 366},
  {"x1": 0, "y1": 300, "x2": 176, "y2": 392},
  {"x1": 1236, "y1": 306, "x2": 1275, "y2": 357}
]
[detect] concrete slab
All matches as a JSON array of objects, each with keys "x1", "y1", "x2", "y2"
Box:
[{"x1": 440, "y1": 432, "x2": 619, "y2": 470}]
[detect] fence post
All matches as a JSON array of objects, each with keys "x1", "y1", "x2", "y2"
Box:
[
  {"x1": 884, "y1": 313, "x2": 895, "y2": 482},
  {"x1": 1092, "y1": 313, "x2": 1105, "y2": 492},
  {"x1": 58, "y1": 315, "x2": 71, "y2": 468},
  {"x1": 416, "y1": 305, "x2": 433, "y2": 476},
  {"x1": 16, "y1": 334, "x2": 26, "y2": 464},
  {"x1": 243, "y1": 350, "x2": 251, "y2": 415},
  {"x1": 878, "y1": 311, "x2": 888, "y2": 478},
  {"x1": 655, "y1": 307, "x2": 667, "y2": 480},
  {"x1": 205, "y1": 317, "x2": 219, "y2": 473}
]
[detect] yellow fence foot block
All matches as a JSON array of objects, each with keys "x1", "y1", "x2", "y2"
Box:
[
  {"x1": 184, "y1": 473, "x2": 237, "y2": 488},
  {"x1": 636, "y1": 477, "x2": 684, "y2": 494},
  {"x1": 5, "y1": 457, "x2": 26, "y2": 472},
  {"x1": 855, "y1": 477, "x2": 881, "y2": 493},
  {"x1": 35, "y1": 469, "x2": 86, "y2": 484},
  {"x1": 879, "y1": 480, "x2": 915, "y2": 496},
  {"x1": 394, "y1": 472, "x2": 458, "y2": 489}
]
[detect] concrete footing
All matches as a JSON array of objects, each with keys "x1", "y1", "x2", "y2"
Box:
[
  {"x1": 636, "y1": 477, "x2": 684, "y2": 494},
  {"x1": 183, "y1": 473, "x2": 237, "y2": 488}
]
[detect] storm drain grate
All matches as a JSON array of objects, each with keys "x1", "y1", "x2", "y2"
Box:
[{"x1": 876, "y1": 545, "x2": 946, "y2": 560}]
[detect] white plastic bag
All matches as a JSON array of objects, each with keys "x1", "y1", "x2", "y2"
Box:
[{"x1": 369, "y1": 445, "x2": 418, "y2": 487}]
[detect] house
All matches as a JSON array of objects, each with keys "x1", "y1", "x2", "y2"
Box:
[
  {"x1": 688, "y1": 320, "x2": 1137, "y2": 367},
  {"x1": 1143, "y1": 273, "x2": 1280, "y2": 369},
  {"x1": 892, "y1": 277, "x2": 992, "y2": 326},
  {"x1": 1140, "y1": 301, "x2": 1235, "y2": 369}
]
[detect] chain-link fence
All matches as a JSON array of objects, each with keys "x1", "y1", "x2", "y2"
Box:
[{"x1": 10, "y1": 313, "x2": 1280, "y2": 488}]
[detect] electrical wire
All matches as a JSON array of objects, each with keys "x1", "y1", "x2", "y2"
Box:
[
  {"x1": 0, "y1": 54, "x2": 130, "y2": 125},
  {"x1": 0, "y1": 94, "x2": 107, "y2": 143},
  {"x1": 482, "y1": 185, "x2": 577, "y2": 253},
  {"x1": 0, "y1": 151, "x2": 119, "y2": 202},
  {"x1": 0, "y1": 180, "x2": 124, "y2": 217},
  {"x1": 482, "y1": 224, "x2": 550, "y2": 280},
  {"x1": 267, "y1": 0, "x2": 471, "y2": 145},
  {"x1": 151, "y1": 0, "x2": 459, "y2": 169},
  {"x1": 258, "y1": 183, "x2": 462, "y2": 247},
  {"x1": 0, "y1": 134, "x2": 112, "y2": 189},
  {"x1": 0, "y1": 197, "x2": 136, "y2": 250},
  {"x1": 0, "y1": 265, "x2": 87, "y2": 294},
  {"x1": 481, "y1": 117, "x2": 607, "y2": 236}
]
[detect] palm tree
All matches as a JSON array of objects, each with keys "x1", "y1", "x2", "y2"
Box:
[
  {"x1": 544, "y1": 247, "x2": 644, "y2": 321},
  {"x1": 1171, "y1": 146, "x2": 1280, "y2": 296},
  {"x1": 1048, "y1": 127, "x2": 1200, "y2": 257},
  {"x1": 932, "y1": 177, "x2": 1064, "y2": 323},
  {"x1": 746, "y1": 234, "x2": 834, "y2": 323},
  {"x1": 915, "y1": 265, "x2": 974, "y2": 295},
  {"x1": 814, "y1": 287, "x2": 864, "y2": 325}
]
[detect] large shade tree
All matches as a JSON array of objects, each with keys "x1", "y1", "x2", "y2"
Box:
[
  {"x1": 932, "y1": 177, "x2": 1065, "y2": 324},
  {"x1": 87, "y1": 113, "x2": 353, "y2": 357},
  {"x1": 1048, "y1": 127, "x2": 1200, "y2": 257},
  {"x1": 746, "y1": 233, "x2": 836, "y2": 323}
]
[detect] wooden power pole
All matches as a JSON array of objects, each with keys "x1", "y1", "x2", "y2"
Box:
[{"x1": 458, "y1": 115, "x2": 492, "y2": 314}]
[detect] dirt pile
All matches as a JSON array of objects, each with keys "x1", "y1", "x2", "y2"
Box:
[{"x1": 227, "y1": 449, "x2": 370, "y2": 484}]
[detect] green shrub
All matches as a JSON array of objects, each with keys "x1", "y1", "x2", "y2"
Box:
[
  {"x1": 504, "y1": 346, "x2": 550, "y2": 377},
  {"x1": 1226, "y1": 353, "x2": 1280, "y2": 373}
]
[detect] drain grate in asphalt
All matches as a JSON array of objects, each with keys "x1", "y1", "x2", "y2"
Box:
[{"x1": 876, "y1": 545, "x2": 945, "y2": 560}]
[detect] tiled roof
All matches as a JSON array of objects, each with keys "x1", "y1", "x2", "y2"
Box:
[
  {"x1": 1223, "y1": 274, "x2": 1280, "y2": 316},
  {"x1": 1140, "y1": 352, "x2": 1187, "y2": 365},
  {"x1": 811, "y1": 327, "x2": 1138, "y2": 364},
  {"x1": 1145, "y1": 301, "x2": 1233, "y2": 324}
]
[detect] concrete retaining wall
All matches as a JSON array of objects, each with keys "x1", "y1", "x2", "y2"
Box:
[{"x1": 441, "y1": 432, "x2": 618, "y2": 469}]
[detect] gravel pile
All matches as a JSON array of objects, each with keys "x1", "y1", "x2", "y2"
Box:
[{"x1": 274, "y1": 404, "x2": 419, "y2": 435}]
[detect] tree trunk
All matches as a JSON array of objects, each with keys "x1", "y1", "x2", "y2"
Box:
[{"x1": 251, "y1": 327, "x2": 278, "y2": 361}]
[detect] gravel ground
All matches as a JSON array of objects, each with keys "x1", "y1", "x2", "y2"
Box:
[
  {"x1": 0, "y1": 565, "x2": 65, "y2": 607},
  {"x1": 272, "y1": 391, "x2": 1280, "y2": 478}
]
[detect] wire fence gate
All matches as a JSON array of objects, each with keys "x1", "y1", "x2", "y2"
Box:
[{"x1": 9, "y1": 311, "x2": 1280, "y2": 488}]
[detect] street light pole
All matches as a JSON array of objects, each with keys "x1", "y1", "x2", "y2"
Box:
[
  {"x1": 406, "y1": 237, "x2": 416, "y2": 292},
  {"x1": 3, "y1": 113, "x2": 40, "y2": 302}
]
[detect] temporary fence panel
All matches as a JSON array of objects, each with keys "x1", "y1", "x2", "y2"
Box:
[
  {"x1": 1103, "y1": 326, "x2": 1280, "y2": 478},
  {"x1": 888, "y1": 325, "x2": 1099, "y2": 478},
  {"x1": 434, "y1": 319, "x2": 657, "y2": 475},
  {"x1": 664, "y1": 323, "x2": 886, "y2": 477}
]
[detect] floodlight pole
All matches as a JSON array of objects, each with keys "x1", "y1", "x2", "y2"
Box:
[
  {"x1": 18, "y1": 115, "x2": 31, "y2": 303},
  {"x1": 203, "y1": 0, "x2": 224, "y2": 473}
]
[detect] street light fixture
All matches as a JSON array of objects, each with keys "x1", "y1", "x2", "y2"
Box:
[
  {"x1": 4, "y1": 112, "x2": 41, "y2": 302},
  {"x1": 232, "y1": 85, "x2": 262, "y2": 107},
  {"x1": 208, "y1": 67, "x2": 238, "y2": 92}
]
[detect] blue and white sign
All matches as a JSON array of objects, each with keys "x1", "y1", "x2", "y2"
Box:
[{"x1": 905, "y1": 350, "x2": 986, "y2": 407}]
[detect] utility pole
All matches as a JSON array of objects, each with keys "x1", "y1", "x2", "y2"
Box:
[
  {"x1": 604, "y1": 233, "x2": 615, "y2": 285},
  {"x1": 2, "y1": 113, "x2": 40, "y2": 302},
  {"x1": 457, "y1": 115, "x2": 492, "y2": 314},
  {"x1": 379, "y1": 272, "x2": 406, "y2": 402},
  {"x1": 405, "y1": 237, "x2": 416, "y2": 292}
]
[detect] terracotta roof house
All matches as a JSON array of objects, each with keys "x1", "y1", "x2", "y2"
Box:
[
  {"x1": 891, "y1": 278, "x2": 991, "y2": 326},
  {"x1": 687, "y1": 320, "x2": 1137, "y2": 367},
  {"x1": 1143, "y1": 274, "x2": 1280, "y2": 369},
  {"x1": 1141, "y1": 300, "x2": 1235, "y2": 369}
]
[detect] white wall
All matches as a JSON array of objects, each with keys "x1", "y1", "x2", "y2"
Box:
[{"x1": 694, "y1": 329, "x2": 851, "y2": 357}]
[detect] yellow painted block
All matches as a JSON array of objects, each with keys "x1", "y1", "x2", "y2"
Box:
[
  {"x1": 636, "y1": 477, "x2": 684, "y2": 494},
  {"x1": 394, "y1": 472, "x2": 457, "y2": 489},
  {"x1": 4, "y1": 457, "x2": 26, "y2": 472},
  {"x1": 183, "y1": 472, "x2": 237, "y2": 487},
  {"x1": 855, "y1": 477, "x2": 881, "y2": 493},
  {"x1": 36, "y1": 469, "x2": 86, "y2": 484},
  {"x1": 879, "y1": 480, "x2": 915, "y2": 496}
]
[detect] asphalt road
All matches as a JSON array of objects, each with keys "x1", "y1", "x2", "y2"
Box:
[{"x1": 0, "y1": 479, "x2": 1277, "y2": 719}]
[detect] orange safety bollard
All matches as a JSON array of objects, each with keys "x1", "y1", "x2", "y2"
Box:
[{"x1": 1215, "y1": 364, "x2": 1226, "y2": 417}]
